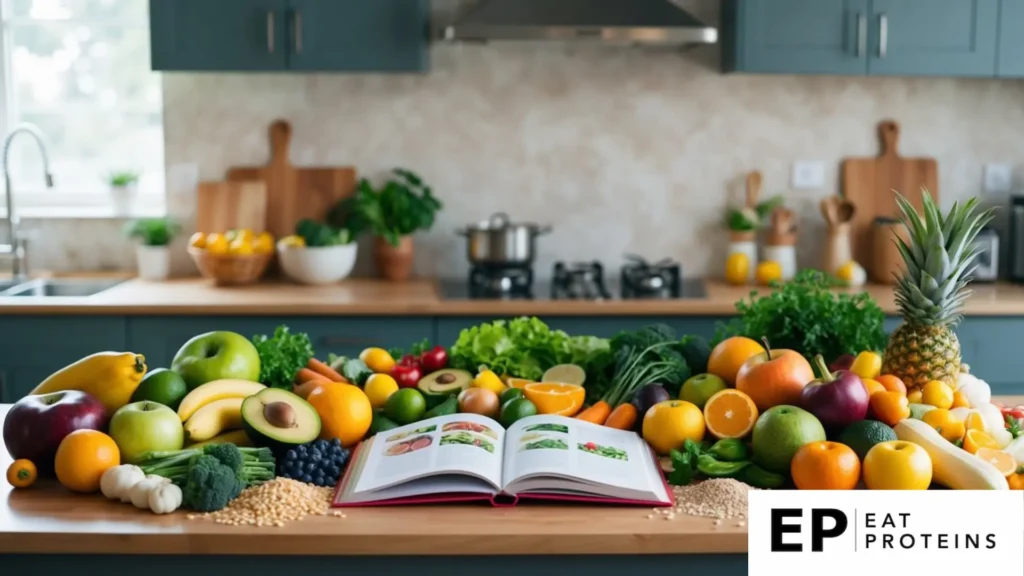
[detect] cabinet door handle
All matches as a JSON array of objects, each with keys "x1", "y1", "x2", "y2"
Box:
[
  {"x1": 855, "y1": 13, "x2": 866, "y2": 57},
  {"x1": 293, "y1": 10, "x2": 303, "y2": 54},
  {"x1": 878, "y1": 13, "x2": 888, "y2": 58},
  {"x1": 267, "y1": 11, "x2": 275, "y2": 53}
]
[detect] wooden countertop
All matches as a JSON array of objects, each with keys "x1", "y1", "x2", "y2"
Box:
[{"x1": 4, "y1": 275, "x2": 1024, "y2": 316}]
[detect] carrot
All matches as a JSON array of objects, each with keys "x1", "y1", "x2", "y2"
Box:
[
  {"x1": 293, "y1": 379, "x2": 330, "y2": 399},
  {"x1": 296, "y1": 368, "x2": 324, "y2": 383},
  {"x1": 307, "y1": 358, "x2": 346, "y2": 382},
  {"x1": 603, "y1": 403, "x2": 638, "y2": 430},
  {"x1": 575, "y1": 400, "x2": 612, "y2": 424}
]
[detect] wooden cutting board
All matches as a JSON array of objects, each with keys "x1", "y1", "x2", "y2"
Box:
[
  {"x1": 841, "y1": 120, "x2": 938, "y2": 268},
  {"x1": 195, "y1": 180, "x2": 268, "y2": 234},
  {"x1": 226, "y1": 120, "x2": 358, "y2": 240}
]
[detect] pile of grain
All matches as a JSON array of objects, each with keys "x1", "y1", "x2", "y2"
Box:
[
  {"x1": 649, "y1": 479, "x2": 753, "y2": 522},
  {"x1": 188, "y1": 478, "x2": 344, "y2": 527}
]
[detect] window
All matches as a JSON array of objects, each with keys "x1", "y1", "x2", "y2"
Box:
[{"x1": 0, "y1": 0, "x2": 163, "y2": 212}]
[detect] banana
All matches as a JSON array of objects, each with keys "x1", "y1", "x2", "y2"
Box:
[
  {"x1": 184, "y1": 397, "x2": 244, "y2": 442},
  {"x1": 186, "y1": 429, "x2": 253, "y2": 449},
  {"x1": 177, "y1": 379, "x2": 266, "y2": 421}
]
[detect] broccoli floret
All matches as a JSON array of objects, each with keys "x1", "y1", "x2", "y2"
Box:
[
  {"x1": 203, "y1": 443, "x2": 243, "y2": 474},
  {"x1": 182, "y1": 455, "x2": 244, "y2": 512}
]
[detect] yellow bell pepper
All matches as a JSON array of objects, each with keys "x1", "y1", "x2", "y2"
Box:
[
  {"x1": 472, "y1": 369, "x2": 506, "y2": 394},
  {"x1": 850, "y1": 351, "x2": 882, "y2": 380}
]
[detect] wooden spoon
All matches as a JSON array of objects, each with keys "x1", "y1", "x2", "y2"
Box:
[
  {"x1": 820, "y1": 197, "x2": 839, "y2": 229},
  {"x1": 836, "y1": 198, "x2": 856, "y2": 224},
  {"x1": 745, "y1": 171, "x2": 762, "y2": 210}
]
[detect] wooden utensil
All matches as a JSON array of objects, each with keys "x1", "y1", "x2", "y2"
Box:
[
  {"x1": 745, "y1": 170, "x2": 762, "y2": 210},
  {"x1": 767, "y1": 207, "x2": 797, "y2": 246},
  {"x1": 226, "y1": 120, "x2": 358, "y2": 241},
  {"x1": 820, "y1": 195, "x2": 856, "y2": 274},
  {"x1": 195, "y1": 180, "x2": 268, "y2": 235},
  {"x1": 841, "y1": 119, "x2": 937, "y2": 266}
]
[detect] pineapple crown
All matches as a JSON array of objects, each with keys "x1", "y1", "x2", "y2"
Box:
[{"x1": 892, "y1": 188, "x2": 995, "y2": 327}]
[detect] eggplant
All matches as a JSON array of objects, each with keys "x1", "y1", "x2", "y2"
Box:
[{"x1": 634, "y1": 383, "x2": 671, "y2": 417}]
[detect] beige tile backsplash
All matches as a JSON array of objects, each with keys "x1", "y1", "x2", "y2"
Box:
[{"x1": 23, "y1": 1, "x2": 1024, "y2": 278}]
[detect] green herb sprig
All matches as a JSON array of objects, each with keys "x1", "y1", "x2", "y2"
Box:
[
  {"x1": 251, "y1": 325, "x2": 315, "y2": 389},
  {"x1": 329, "y1": 168, "x2": 442, "y2": 247}
]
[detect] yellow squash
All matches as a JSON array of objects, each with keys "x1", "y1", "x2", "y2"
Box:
[{"x1": 30, "y1": 351, "x2": 147, "y2": 414}]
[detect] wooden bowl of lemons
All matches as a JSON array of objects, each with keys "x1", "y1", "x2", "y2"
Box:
[{"x1": 188, "y1": 229, "x2": 275, "y2": 285}]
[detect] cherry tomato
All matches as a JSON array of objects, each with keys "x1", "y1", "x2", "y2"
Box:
[{"x1": 419, "y1": 346, "x2": 449, "y2": 372}]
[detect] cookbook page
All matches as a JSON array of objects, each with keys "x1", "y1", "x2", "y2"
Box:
[
  {"x1": 502, "y1": 415, "x2": 660, "y2": 496},
  {"x1": 350, "y1": 413, "x2": 506, "y2": 495}
]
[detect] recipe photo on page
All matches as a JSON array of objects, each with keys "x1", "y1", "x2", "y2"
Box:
[
  {"x1": 343, "y1": 413, "x2": 506, "y2": 502},
  {"x1": 501, "y1": 415, "x2": 669, "y2": 503}
]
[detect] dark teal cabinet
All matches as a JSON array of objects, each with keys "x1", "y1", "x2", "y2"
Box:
[
  {"x1": 866, "y1": 0, "x2": 998, "y2": 77},
  {"x1": 0, "y1": 317, "x2": 128, "y2": 402},
  {"x1": 149, "y1": 0, "x2": 289, "y2": 72},
  {"x1": 149, "y1": 0, "x2": 428, "y2": 73},
  {"x1": 722, "y1": 0, "x2": 869, "y2": 75},
  {"x1": 723, "y1": 0, "x2": 999, "y2": 77},
  {"x1": 998, "y1": 0, "x2": 1024, "y2": 76}
]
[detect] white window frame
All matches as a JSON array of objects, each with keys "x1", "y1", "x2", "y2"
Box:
[{"x1": 0, "y1": 1, "x2": 164, "y2": 215}]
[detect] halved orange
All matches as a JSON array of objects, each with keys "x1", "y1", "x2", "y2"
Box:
[
  {"x1": 506, "y1": 378, "x2": 534, "y2": 390},
  {"x1": 975, "y1": 447, "x2": 1016, "y2": 476},
  {"x1": 963, "y1": 429, "x2": 1000, "y2": 455},
  {"x1": 523, "y1": 382, "x2": 585, "y2": 416},
  {"x1": 703, "y1": 389, "x2": 759, "y2": 439}
]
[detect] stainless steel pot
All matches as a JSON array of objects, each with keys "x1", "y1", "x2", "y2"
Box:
[{"x1": 457, "y1": 212, "x2": 552, "y2": 265}]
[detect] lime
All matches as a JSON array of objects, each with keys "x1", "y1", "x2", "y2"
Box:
[
  {"x1": 385, "y1": 388, "x2": 427, "y2": 425},
  {"x1": 541, "y1": 364, "x2": 586, "y2": 385},
  {"x1": 130, "y1": 368, "x2": 188, "y2": 411},
  {"x1": 500, "y1": 398, "x2": 538, "y2": 428},
  {"x1": 499, "y1": 388, "x2": 524, "y2": 407},
  {"x1": 837, "y1": 420, "x2": 897, "y2": 460}
]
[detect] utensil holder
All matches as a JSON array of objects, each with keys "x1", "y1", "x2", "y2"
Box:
[
  {"x1": 763, "y1": 244, "x2": 797, "y2": 281},
  {"x1": 824, "y1": 223, "x2": 853, "y2": 274},
  {"x1": 728, "y1": 231, "x2": 758, "y2": 282}
]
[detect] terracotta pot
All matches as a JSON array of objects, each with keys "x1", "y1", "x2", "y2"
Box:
[{"x1": 374, "y1": 236, "x2": 414, "y2": 282}]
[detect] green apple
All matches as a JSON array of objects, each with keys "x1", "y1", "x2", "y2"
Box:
[
  {"x1": 130, "y1": 368, "x2": 189, "y2": 410},
  {"x1": 751, "y1": 405, "x2": 826, "y2": 473},
  {"x1": 171, "y1": 331, "x2": 261, "y2": 390},
  {"x1": 109, "y1": 401, "x2": 184, "y2": 463},
  {"x1": 680, "y1": 373, "x2": 727, "y2": 409}
]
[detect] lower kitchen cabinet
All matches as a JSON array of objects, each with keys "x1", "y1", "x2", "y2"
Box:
[
  {"x1": 127, "y1": 317, "x2": 434, "y2": 369},
  {"x1": 0, "y1": 317, "x2": 128, "y2": 402},
  {"x1": 955, "y1": 317, "x2": 1024, "y2": 394}
]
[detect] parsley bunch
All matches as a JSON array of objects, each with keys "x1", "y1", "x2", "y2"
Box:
[
  {"x1": 252, "y1": 325, "x2": 315, "y2": 389},
  {"x1": 715, "y1": 269, "x2": 887, "y2": 363}
]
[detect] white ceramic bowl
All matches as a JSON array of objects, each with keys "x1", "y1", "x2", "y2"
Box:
[{"x1": 277, "y1": 242, "x2": 357, "y2": 285}]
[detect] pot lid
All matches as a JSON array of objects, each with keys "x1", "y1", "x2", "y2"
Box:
[{"x1": 461, "y1": 212, "x2": 549, "y2": 232}]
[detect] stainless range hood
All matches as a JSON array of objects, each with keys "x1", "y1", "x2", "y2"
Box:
[{"x1": 442, "y1": 0, "x2": 718, "y2": 47}]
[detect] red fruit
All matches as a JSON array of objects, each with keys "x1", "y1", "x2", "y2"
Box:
[
  {"x1": 398, "y1": 354, "x2": 421, "y2": 369},
  {"x1": 419, "y1": 346, "x2": 449, "y2": 372},
  {"x1": 391, "y1": 364, "x2": 422, "y2": 388}
]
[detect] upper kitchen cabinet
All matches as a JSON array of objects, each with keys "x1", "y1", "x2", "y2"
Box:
[
  {"x1": 723, "y1": 0, "x2": 999, "y2": 77},
  {"x1": 149, "y1": 0, "x2": 429, "y2": 73},
  {"x1": 149, "y1": 0, "x2": 289, "y2": 71},
  {"x1": 866, "y1": 0, "x2": 997, "y2": 77},
  {"x1": 997, "y1": 0, "x2": 1024, "y2": 77},
  {"x1": 722, "y1": 0, "x2": 870, "y2": 75}
]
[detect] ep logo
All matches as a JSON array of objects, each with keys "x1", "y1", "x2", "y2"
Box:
[{"x1": 771, "y1": 508, "x2": 848, "y2": 552}]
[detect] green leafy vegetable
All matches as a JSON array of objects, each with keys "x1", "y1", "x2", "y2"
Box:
[
  {"x1": 448, "y1": 317, "x2": 609, "y2": 383},
  {"x1": 341, "y1": 358, "x2": 373, "y2": 386},
  {"x1": 1007, "y1": 415, "x2": 1022, "y2": 439},
  {"x1": 252, "y1": 325, "x2": 315, "y2": 389},
  {"x1": 329, "y1": 168, "x2": 443, "y2": 247},
  {"x1": 587, "y1": 324, "x2": 690, "y2": 404},
  {"x1": 122, "y1": 217, "x2": 180, "y2": 246},
  {"x1": 715, "y1": 269, "x2": 887, "y2": 364},
  {"x1": 389, "y1": 338, "x2": 431, "y2": 360},
  {"x1": 295, "y1": 218, "x2": 353, "y2": 247},
  {"x1": 667, "y1": 440, "x2": 704, "y2": 486}
]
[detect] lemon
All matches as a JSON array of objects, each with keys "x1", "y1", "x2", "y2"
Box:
[
  {"x1": 364, "y1": 373, "x2": 399, "y2": 410},
  {"x1": 836, "y1": 261, "x2": 867, "y2": 287},
  {"x1": 229, "y1": 238, "x2": 254, "y2": 256},
  {"x1": 189, "y1": 232, "x2": 207, "y2": 249},
  {"x1": 359, "y1": 347, "x2": 396, "y2": 374},
  {"x1": 253, "y1": 232, "x2": 274, "y2": 254},
  {"x1": 206, "y1": 233, "x2": 229, "y2": 255},
  {"x1": 280, "y1": 235, "x2": 306, "y2": 249},
  {"x1": 725, "y1": 253, "x2": 750, "y2": 285},
  {"x1": 755, "y1": 260, "x2": 782, "y2": 285}
]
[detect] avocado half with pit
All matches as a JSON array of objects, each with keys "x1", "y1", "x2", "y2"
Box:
[
  {"x1": 241, "y1": 388, "x2": 321, "y2": 452},
  {"x1": 417, "y1": 368, "x2": 472, "y2": 408}
]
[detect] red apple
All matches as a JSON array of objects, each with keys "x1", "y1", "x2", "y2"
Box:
[
  {"x1": 2, "y1": 390, "x2": 107, "y2": 474},
  {"x1": 735, "y1": 341, "x2": 815, "y2": 411}
]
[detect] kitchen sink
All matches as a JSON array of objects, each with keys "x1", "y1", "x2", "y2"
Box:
[{"x1": 0, "y1": 277, "x2": 126, "y2": 297}]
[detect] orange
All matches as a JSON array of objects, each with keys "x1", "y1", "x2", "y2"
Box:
[
  {"x1": 965, "y1": 412, "x2": 986, "y2": 432},
  {"x1": 921, "y1": 380, "x2": 954, "y2": 409},
  {"x1": 975, "y1": 448, "x2": 1016, "y2": 476},
  {"x1": 875, "y1": 375, "x2": 907, "y2": 396},
  {"x1": 703, "y1": 389, "x2": 759, "y2": 439},
  {"x1": 951, "y1": 390, "x2": 970, "y2": 409},
  {"x1": 506, "y1": 378, "x2": 534, "y2": 390},
  {"x1": 707, "y1": 336, "x2": 763, "y2": 386},
  {"x1": 869, "y1": 391, "x2": 910, "y2": 426},
  {"x1": 791, "y1": 441, "x2": 861, "y2": 490},
  {"x1": 862, "y1": 378, "x2": 886, "y2": 398},
  {"x1": 921, "y1": 409, "x2": 966, "y2": 443},
  {"x1": 963, "y1": 429, "x2": 1001, "y2": 454},
  {"x1": 907, "y1": 390, "x2": 923, "y2": 404},
  {"x1": 307, "y1": 382, "x2": 373, "y2": 447},
  {"x1": 54, "y1": 430, "x2": 120, "y2": 493},
  {"x1": 863, "y1": 441, "x2": 932, "y2": 490},
  {"x1": 642, "y1": 400, "x2": 705, "y2": 455},
  {"x1": 523, "y1": 382, "x2": 585, "y2": 416}
]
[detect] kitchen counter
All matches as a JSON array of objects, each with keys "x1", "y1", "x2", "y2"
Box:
[{"x1": 4, "y1": 276, "x2": 1024, "y2": 316}]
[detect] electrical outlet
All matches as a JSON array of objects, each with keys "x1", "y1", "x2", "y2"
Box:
[
  {"x1": 984, "y1": 163, "x2": 1012, "y2": 194},
  {"x1": 792, "y1": 161, "x2": 825, "y2": 189}
]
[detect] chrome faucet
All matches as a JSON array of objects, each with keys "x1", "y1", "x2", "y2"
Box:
[{"x1": 1, "y1": 123, "x2": 54, "y2": 281}]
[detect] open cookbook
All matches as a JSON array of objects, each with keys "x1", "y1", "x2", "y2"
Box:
[{"x1": 333, "y1": 413, "x2": 672, "y2": 507}]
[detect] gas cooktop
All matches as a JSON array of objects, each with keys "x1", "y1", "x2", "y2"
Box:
[{"x1": 438, "y1": 277, "x2": 707, "y2": 301}]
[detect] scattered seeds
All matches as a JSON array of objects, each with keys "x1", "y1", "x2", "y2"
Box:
[
  {"x1": 651, "y1": 479, "x2": 753, "y2": 521},
  {"x1": 191, "y1": 478, "x2": 340, "y2": 527}
]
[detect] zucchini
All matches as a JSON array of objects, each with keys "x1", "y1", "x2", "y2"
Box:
[{"x1": 894, "y1": 419, "x2": 1008, "y2": 490}]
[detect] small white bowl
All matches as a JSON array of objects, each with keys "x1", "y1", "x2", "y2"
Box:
[{"x1": 277, "y1": 242, "x2": 357, "y2": 285}]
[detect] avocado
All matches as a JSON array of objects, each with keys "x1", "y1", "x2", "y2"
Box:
[
  {"x1": 423, "y1": 395, "x2": 458, "y2": 419},
  {"x1": 417, "y1": 368, "x2": 472, "y2": 407},
  {"x1": 679, "y1": 335, "x2": 711, "y2": 375},
  {"x1": 241, "y1": 388, "x2": 321, "y2": 453}
]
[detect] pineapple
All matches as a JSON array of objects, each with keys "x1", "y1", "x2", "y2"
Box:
[{"x1": 881, "y1": 189, "x2": 995, "y2": 392}]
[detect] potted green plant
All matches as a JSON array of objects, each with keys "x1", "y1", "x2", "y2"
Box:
[
  {"x1": 330, "y1": 168, "x2": 442, "y2": 282},
  {"x1": 107, "y1": 170, "x2": 140, "y2": 216},
  {"x1": 123, "y1": 217, "x2": 180, "y2": 281}
]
